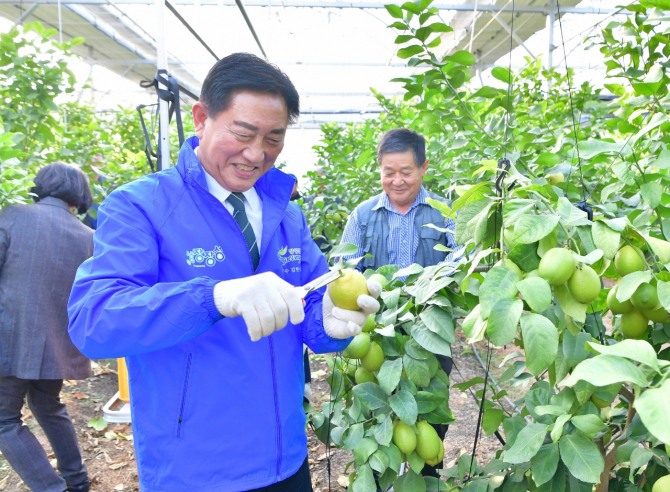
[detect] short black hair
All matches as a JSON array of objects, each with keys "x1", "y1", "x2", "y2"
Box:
[
  {"x1": 199, "y1": 52, "x2": 300, "y2": 124},
  {"x1": 31, "y1": 162, "x2": 93, "y2": 214},
  {"x1": 377, "y1": 128, "x2": 426, "y2": 167}
]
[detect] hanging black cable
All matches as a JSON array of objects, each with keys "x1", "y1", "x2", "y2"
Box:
[
  {"x1": 165, "y1": 0, "x2": 219, "y2": 62},
  {"x1": 136, "y1": 103, "x2": 158, "y2": 173},
  {"x1": 139, "y1": 70, "x2": 185, "y2": 170}
]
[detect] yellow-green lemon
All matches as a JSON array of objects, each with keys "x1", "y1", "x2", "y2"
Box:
[
  {"x1": 354, "y1": 366, "x2": 376, "y2": 384},
  {"x1": 642, "y1": 306, "x2": 670, "y2": 324},
  {"x1": 607, "y1": 284, "x2": 633, "y2": 314},
  {"x1": 362, "y1": 314, "x2": 376, "y2": 333},
  {"x1": 392, "y1": 421, "x2": 417, "y2": 455},
  {"x1": 614, "y1": 245, "x2": 647, "y2": 276},
  {"x1": 567, "y1": 264, "x2": 601, "y2": 304},
  {"x1": 631, "y1": 283, "x2": 659, "y2": 311},
  {"x1": 538, "y1": 248, "x2": 576, "y2": 286},
  {"x1": 653, "y1": 475, "x2": 670, "y2": 492},
  {"x1": 361, "y1": 341, "x2": 384, "y2": 372},
  {"x1": 342, "y1": 333, "x2": 371, "y2": 359},
  {"x1": 416, "y1": 421, "x2": 442, "y2": 462},
  {"x1": 327, "y1": 268, "x2": 369, "y2": 311},
  {"x1": 619, "y1": 310, "x2": 650, "y2": 339}
]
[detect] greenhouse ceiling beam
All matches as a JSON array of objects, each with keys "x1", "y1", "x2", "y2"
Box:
[{"x1": 0, "y1": 0, "x2": 623, "y2": 15}]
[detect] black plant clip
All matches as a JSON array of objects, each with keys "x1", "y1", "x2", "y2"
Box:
[
  {"x1": 495, "y1": 158, "x2": 516, "y2": 197},
  {"x1": 577, "y1": 199, "x2": 593, "y2": 220}
]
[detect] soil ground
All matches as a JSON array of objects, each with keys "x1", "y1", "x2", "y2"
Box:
[{"x1": 0, "y1": 332, "x2": 515, "y2": 492}]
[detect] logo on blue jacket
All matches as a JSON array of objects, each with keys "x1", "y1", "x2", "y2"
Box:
[
  {"x1": 278, "y1": 245, "x2": 301, "y2": 274},
  {"x1": 186, "y1": 246, "x2": 225, "y2": 267}
]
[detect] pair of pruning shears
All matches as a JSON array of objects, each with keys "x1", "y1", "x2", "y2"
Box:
[{"x1": 300, "y1": 269, "x2": 343, "y2": 301}]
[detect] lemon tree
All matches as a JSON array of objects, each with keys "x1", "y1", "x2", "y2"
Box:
[{"x1": 310, "y1": 2, "x2": 670, "y2": 490}]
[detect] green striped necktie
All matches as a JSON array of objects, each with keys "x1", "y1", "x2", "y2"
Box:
[{"x1": 226, "y1": 192, "x2": 260, "y2": 270}]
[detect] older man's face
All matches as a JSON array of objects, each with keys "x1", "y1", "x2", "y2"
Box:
[{"x1": 379, "y1": 150, "x2": 428, "y2": 213}]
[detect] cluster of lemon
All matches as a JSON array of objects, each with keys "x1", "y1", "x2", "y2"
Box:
[
  {"x1": 392, "y1": 420, "x2": 444, "y2": 466},
  {"x1": 606, "y1": 245, "x2": 668, "y2": 339},
  {"x1": 327, "y1": 269, "x2": 383, "y2": 384},
  {"x1": 536, "y1": 244, "x2": 668, "y2": 338},
  {"x1": 537, "y1": 247, "x2": 601, "y2": 304}
]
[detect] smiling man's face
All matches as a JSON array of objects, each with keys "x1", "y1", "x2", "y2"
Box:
[
  {"x1": 379, "y1": 150, "x2": 428, "y2": 214},
  {"x1": 192, "y1": 90, "x2": 289, "y2": 192}
]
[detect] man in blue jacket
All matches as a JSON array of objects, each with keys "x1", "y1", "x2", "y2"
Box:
[{"x1": 67, "y1": 52, "x2": 380, "y2": 492}]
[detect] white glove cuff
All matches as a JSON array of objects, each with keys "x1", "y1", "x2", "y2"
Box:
[{"x1": 213, "y1": 281, "x2": 238, "y2": 318}]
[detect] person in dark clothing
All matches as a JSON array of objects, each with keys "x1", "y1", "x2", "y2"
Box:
[{"x1": 0, "y1": 162, "x2": 94, "y2": 492}]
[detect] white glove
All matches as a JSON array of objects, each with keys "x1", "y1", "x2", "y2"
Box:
[
  {"x1": 322, "y1": 279, "x2": 382, "y2": 339},
  {"x1": 214, "y1": 272, "x2": 305, "y2": 342}
]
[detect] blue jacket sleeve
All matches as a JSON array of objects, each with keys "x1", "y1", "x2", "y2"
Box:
[
  {"x1": 67, "y1": 190, "x2": 223, "y2": 359},
  {"x1": 294, "y1": 206, "x2": 352, "y2": 354}
]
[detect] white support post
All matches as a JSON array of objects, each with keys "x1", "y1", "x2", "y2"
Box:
[
  {"x1": 156, "y1": 0, "x2": 171, "y2": 170},
  {"x1": 545, "y1": 0, "x2": 556, "y2": 71}
]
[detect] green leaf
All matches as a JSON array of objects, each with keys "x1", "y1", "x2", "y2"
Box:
[
  {"x1": 385, "y1": 4, "x2": 404, "y2": 18},
  {"x1": 446, "y1": 50, "x2": 474, "y2": 65},
  {"x1": 394, "y1": 469, "x2": 427, "y2": 492},
  {"x1": 401, "y1": 1, "x2": 421, "y2": 14},
  {"x1": 482, "y1": 408, "x2": 504, "y2": 435},
  {"x1": 403, "y1": 354, "x2": 431, "y2": 387},
  {"x1": 486, "y1": 298, "x2": 523, "y2": 347},
  {"x1": 562, "y1": 331, "x2": 593, "y2": 369},
  {"x1": 479, "y1": 266, "x2": 519, "y2": 319},
  {"x1": 554, "y1": 284, "x2": 587, "y2": 323},
  {"x1": 397, "y1": 45, "x2": 424, "y2": 59},
  {"x1": 352, "y1": 382, "x2": 391, "y2": 411},
  {"x1": 344, "y1": 422, "x2": 365, "y2": 449},
  {"x1": 331, "y1": 242, "x2": 360, "y2": 258},
  {"x1": 592, "y1": 221, "x2": 621, "y2": 260},
  {"x1": 645, "y1": 235, "x2": 670, "y2": 264},
  {"x1": 491, "y1": 66, "x2": 511, "y2": 84},
  {"x1": 460, "y1": 304, "x2": 487, "y2": 342},
  {"x1": 530, "y1": 442, "x2": 560, "y2": 486},
  {"x1": 503, "y1": 423, "x2": 548, "y2": 464},
  {"x1": 659, "y1": 280, "x2": 670, "y2": 310},
  {"x1": 577, "y1": 139, "x2": 628, "y2": 159},
  {"x1": 419, "y1": 306, "x2": 455, "y2": 343},
  {"x1": 374, "y1": 414, "x2": 394, "y2": 447},
  {"x1": 409, "y1": 321, "x2": 453, "y2": 357},
  {"x1": 560, "y1": 354, "x2": 648, "y2": 388},
  {"x1": 378, "y1": 358, "x2": 403, "y2": 395},
  {"x1": 631, "y1": 64, "x2": 664, "y2": 97},
  {"x1": 640, "y1": 181, "x2": 663, "y2": 209},
  {"x1": 550, "y1": 414, "x2": 572, "y2": 443},
  {"x1": 352, "y1": 463, "x2": 376, "y2": 492},
  {"x1": 557, "y1": 197, "x2": 591, "y2": 227},
  {"x1": 520, "y1": 313, "x2": 558, "y2": 377},
  {"x1": 517, "y1": 277, "x2": 552, "y2": 312},
  {"x1": 352, "y1": 437, "x2": 379, "y2": 463},
  {"x1": 87, "y1": 416, "x2": 108, "y2": 431},
  {"x1": 634, "y1": 379, "x2": 670, "y2": 445},
  {"x1": 389, "y1": 390, "x2": 419, "y2": 425},
  {"x1": 514, "y1": 214, "x2": 561, "y2": 244},
  {"x1": 617, "y1": 270, "x2": 653, "y2": 301},
  {"x1": 586, "y1": 339, "x2": 660, "y2": 372},
  {"x1": 558, "y1": 434, "x2": 604, "y2": 483},
  {"x1": 640, "y1": 0, "x2": 670, "y2": 10},
  {"x1": 570, "y1": 414, "x2": 607, "y2": 439},
  {"x1": 369, "y1": 448, "x2": 390, "y2": 475}
]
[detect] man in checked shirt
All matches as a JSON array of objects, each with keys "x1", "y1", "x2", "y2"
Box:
[{"x1": 339, "y1": 127, "x2": 460, "y2": 479}]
